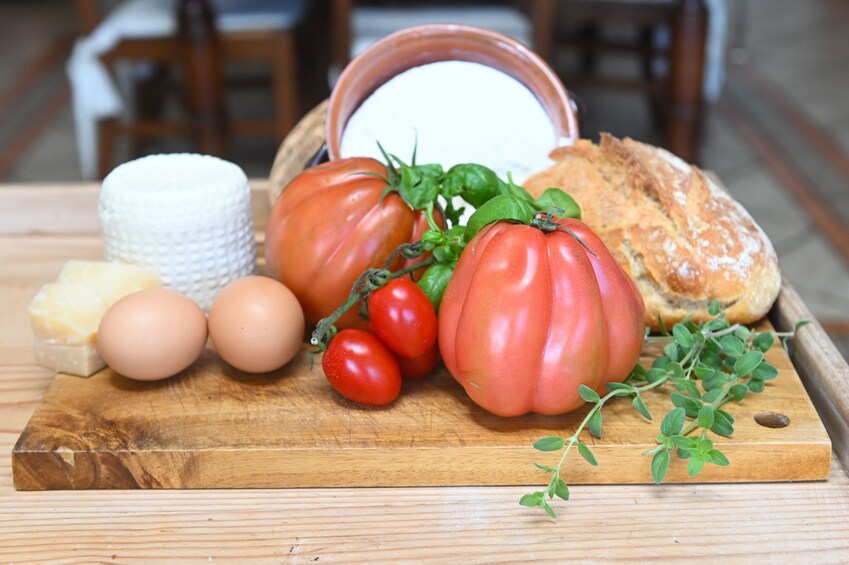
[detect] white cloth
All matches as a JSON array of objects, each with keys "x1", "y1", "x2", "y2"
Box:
[
  {"x1": 67, "y1": 0, "x2": 304, "y2": 179},
  {"x1": 325, "y1": 5, "x2": 531, "y2": 87},
  {"x1": 351, "y1": 6, "x2": 532, "y2": 57}
]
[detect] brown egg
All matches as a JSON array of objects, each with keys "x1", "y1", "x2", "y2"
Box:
[
  {"x1": 97, "y1": 288, "x2": 208, "y2": 381},
  {"x1": 208, "y1": 276, "x2": 305, "y2": 373}
]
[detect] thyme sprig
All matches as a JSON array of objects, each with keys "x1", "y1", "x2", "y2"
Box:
[{"x1": 521, "y1": 301, "x2": 809, "y2": 518}]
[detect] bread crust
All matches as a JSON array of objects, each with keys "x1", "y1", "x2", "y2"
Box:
[{"x1": 524, "y1": 134, "x2": 781, "y2": 330}]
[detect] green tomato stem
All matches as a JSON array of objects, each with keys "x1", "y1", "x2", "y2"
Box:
[{"x1": 309, "y1": 255, "x2": 436, "y2": 350}]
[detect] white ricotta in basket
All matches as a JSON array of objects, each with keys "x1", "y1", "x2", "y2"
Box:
[
  {"x1": 99, "y1": 154, "x2": 257, "y2": 310},
  {"x1": 340, "y1": 61, "x2": 560, "y2": 184}
]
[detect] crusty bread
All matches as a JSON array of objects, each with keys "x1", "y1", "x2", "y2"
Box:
[{"x1": 524, "y1": 134, "x2": 781, "y2": 330}]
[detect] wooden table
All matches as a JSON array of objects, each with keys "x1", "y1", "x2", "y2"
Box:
[{"x1": 3, "y1": 182, "x2": 849, "y2": 563}]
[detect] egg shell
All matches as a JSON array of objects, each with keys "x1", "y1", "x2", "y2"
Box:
[
  {"x1": 208, "y1": 276, "x2": 305, "y2": 373},
  {"x1": 97, "y1": 288, "x2": 208, "y2": 381}
]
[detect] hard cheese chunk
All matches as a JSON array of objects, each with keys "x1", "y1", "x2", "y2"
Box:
[
  {"x1": 58, "y1": 260, "x2": 161, "y2": 304},
  {"x1": 28, "y1": 261, "x2": 160, "y2": 377},
  {"x1": 29, "y1": 283, "x2": 108, "y2": 345}
]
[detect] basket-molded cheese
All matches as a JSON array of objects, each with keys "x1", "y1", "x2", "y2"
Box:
[{"x1": 99, "y1": 154, "x2": 257, "y2": 310}]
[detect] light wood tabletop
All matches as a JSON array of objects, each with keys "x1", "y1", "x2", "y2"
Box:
[{"x1": 3, "y1": 182, "x2": 849, "y2": 563}]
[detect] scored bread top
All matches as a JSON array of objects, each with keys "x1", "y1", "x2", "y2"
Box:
[{"x1": 524, "y1": 133, "x2": 781, "y2": 330}]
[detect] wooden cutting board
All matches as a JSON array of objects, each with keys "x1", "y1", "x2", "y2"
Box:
[{"x1": 12, "y1": 324, "x2": 831, "y2": 490}]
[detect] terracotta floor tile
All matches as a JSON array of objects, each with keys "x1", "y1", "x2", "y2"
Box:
[{"x1": 780, "y1": 236, "x2": 849, "y2": 318}]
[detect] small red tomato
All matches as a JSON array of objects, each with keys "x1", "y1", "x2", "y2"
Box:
[
  {"x1": 396, "y1": 345, "x2": 440, "y2": 379},
  {"x1": 368, "y1": 278, "x2": 437, "y2": 358},
  {"x1": 321, "y1": 329, "x2": 401, "y2": 406}
]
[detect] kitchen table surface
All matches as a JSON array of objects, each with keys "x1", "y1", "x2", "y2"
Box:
[{"x1": 3, "y1": 182, "x2": 849, "y2": 563}]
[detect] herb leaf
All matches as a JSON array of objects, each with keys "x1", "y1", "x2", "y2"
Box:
[
  {"x1": 651, "y1": 449, "x2": 671, "y2": 484},
  {"x1": 577, "y1": 442, "x2": 598, "y2": 466},
  {"x1": 578, "y1": 384, "x2": 601, "y2": 403},
  {"x1": 533, "y1": 436, "x2": 565, "y2": 452},
  {"x1": 661, "y1": 407, "x2": 686, "y2": 436}
]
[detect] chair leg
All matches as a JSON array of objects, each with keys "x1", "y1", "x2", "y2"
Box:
[
  {"x1": 530, "y1": 0, "x2": 555, "y2": 62},
  {"x1": 642, "y1": 25, "x2": 664, "y2": 131},
  {"x1": 178, "y1": 0, "x2": 227, "y2": 156},
  {"x1": 273, "y1": 31, "x2": 299, "y2": 141},
  {"x1": 667, "y1": 0, "x2": 707, "y2": 162},
  {"x1": 98, "y1": 118, "x2": 117, "y2": 179},
  {"x1": 132, "y1": 64, "x2": 169, "y2": 158}
]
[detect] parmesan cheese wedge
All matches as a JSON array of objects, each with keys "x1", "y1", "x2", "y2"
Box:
[{"x1": 28, "y1": 261, "x2": 161, "y2": 376}]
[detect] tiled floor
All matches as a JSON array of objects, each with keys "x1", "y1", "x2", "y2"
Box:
[{"x1": 1, "y1": 0, "x2": 848, "y2": 357}]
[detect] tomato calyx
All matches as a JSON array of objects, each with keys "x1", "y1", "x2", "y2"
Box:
[
  {"x1": 529, "y1": 210, "x2": 599, "y2": 258},
  {"x1": 310, "y1": 247, "x2": 435, "y2": 353}
]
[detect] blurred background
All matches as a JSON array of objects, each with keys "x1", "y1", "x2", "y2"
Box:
[{"x1": 0, "y1": 0, "x2": 847, "y2": 358}]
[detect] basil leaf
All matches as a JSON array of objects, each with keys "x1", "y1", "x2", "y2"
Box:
[
  {"x1": 532, "y1": 188, "x2": 581, "y2": 219},
  {"x1": 443, "y1": 164, "x2": 503, "y2": 206},
  {"x1": 396, "y1": 164, "x2": 442, "y2": 209},
  {"x1": 417, "y1": 263, "x2": 454, "y2": 311},
  {"x1": 464, "y1": 194, "x2": 535, "y2": 242}
]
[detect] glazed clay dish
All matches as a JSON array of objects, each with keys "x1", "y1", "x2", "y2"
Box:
[{"x1": 326, "y1": 24, "x2": 579, "y2": 160}]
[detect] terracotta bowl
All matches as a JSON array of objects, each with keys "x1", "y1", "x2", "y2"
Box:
[{"x1": 326, "y1": 24, "x2": 579, "y2": 161}]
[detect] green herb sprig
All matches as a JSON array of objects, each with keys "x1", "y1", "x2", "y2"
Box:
[{"x1": 521, "y1": 301, "x2": 808, "y2": 518}]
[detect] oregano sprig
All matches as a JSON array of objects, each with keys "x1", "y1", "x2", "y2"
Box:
[{"x1": 522, "y1": 300, "x2": 808, "y2": 518}]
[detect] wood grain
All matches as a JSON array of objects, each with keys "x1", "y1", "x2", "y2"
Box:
[
  {"x1": 10, "y1": 321, "x2": 832, "y2": 490},
  {"x1": 2, "y1": 183, "x2": 849, "y2": 562},
  {"x1": 0, "y1": 181, "x2": 271, "y2": 236},
  {"x1": 771, "y1": 280, "x2": 849, "y2": 486}
]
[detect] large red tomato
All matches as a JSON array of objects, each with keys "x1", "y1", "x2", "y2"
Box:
[
  {"x1": 438, "y1": 218, "x2": 645, "y2": 417},
  {"x1": 266, "y1": 158, "x2": 434, "y2": 329}
]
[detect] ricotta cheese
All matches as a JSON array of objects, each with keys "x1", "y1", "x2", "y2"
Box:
[{"x1": 99, "y1": 154, "x2": 257, "y2": 310}]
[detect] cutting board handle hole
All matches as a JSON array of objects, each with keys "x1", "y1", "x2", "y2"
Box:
[{"x1": 754, "y1": 411, "x2": 790, "y2": 428}]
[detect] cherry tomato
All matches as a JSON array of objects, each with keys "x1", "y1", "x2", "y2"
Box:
[
  {"x1": 321, "y1": 329, "x2": 401, "y2": 406},
  {"x1": 396, "y1": 345, "x2": 440, "y2": 379},
  {"x1": 368, "y1": 279, "x2": 437, "y2": 358}
]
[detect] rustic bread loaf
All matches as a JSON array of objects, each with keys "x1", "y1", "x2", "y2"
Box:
[{"x1": 523, "y1": 134, "x2": 781, "y2": 330}]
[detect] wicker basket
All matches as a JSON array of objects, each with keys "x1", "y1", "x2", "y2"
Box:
[{"x1": 268, "y1": 100, "x2": 328, "y2": 206}]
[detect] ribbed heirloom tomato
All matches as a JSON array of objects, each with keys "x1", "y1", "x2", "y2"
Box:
[
  {"x1": 265, "y1": 158, "x2": 434, "y2": 329},
  {"x1": 438, "y1": 217, "x2": 645, "y2": 417}
]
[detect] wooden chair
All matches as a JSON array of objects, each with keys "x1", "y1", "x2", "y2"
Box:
[
  {"x1": 330, "y1": 0, "x2": 537, "y2": 76},
  {"x1": 75, "y1": 0, "x2": 306, "y2": 178},
  {"x1": 531, "y1": 0, "x2": 708, "y2": 162}
]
